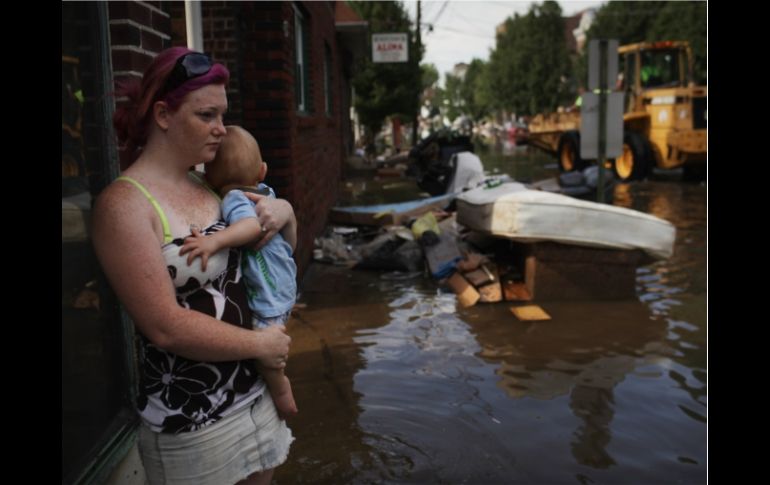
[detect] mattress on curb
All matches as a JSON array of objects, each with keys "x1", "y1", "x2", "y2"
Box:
[{"x1": 455, "y1": 183, "x2": 676, "y2": 260}]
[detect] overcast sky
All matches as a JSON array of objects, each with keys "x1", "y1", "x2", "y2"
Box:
[{"x1": 403, "y1": 1, "x2": 605, "y2": 83}]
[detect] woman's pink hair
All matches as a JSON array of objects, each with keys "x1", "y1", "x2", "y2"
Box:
[{"x1": 113, "y1": 47, "x2": 229, "y2": 168}]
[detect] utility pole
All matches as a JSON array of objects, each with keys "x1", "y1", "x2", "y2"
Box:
[{"x1": 412, "y1": 0, "x2": 421, "y2": 147}]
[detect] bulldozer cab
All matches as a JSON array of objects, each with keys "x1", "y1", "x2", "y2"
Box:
[{"x1": 619, "y1": 41, "x2": 693, "y2": 113}]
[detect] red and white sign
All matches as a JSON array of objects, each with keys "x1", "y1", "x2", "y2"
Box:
[{"x1": 372, "y1": 33, "x2": 408, "y2": 63}]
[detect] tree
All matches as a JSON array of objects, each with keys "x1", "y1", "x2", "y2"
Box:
[
  {"x1": 444, "y1": 71, "x2": 464, "y2": 121},
  {"x1": 586, "y1": 1, "x2": 666, "y2": 46},
  {"x1": 349, "y1": 1, "x2": 423, "y2": 137},
  {"x1": 421, "y1": 63, "x2": 439, "y2": 91},
  {"x1": 460, "y1": 59, "x2": 491, "y2": 121},
  {"x1": 473, "y1": 61, "x2": 495, "y2": 121},
  {"x1": 486, "y1": 1, "x2": 571, "y2": 116}
]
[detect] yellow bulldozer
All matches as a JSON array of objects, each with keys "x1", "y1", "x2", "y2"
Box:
[{"x1": 528, "y1": 40, "x2": 707, "y2": 181}]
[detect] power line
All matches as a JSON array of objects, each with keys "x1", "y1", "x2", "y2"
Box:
[
  {"x1": 431, "y1": 23, "x2": 495, "y2": 39},
  {"x1": 449, "y1": 3, "x2": 495, "y2": 37},
  {"x1": 431, "y1": 0, "x2": 450, "y2": 25}
]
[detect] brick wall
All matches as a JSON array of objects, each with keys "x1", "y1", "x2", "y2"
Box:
[
  {"x1": 108, "y1": 1, "x2": 172, "y2": 169},
  {"x1": 280, "y1": 1, "x2": 344, "y2": 278},
  {"x1": 108, "y1": 1, "x2": 171, "y2": 85}
]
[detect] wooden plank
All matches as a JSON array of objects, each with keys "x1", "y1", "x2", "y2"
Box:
[
  {"x1": 503, "y1": 281, "x2": 531, "y2": 301},
  {"x1": 478, "y1": 281, "x2": 502, "y2": 303},
  {"x1": 447, "y1": 272, "x2": 480, "y2": 307},
  {"x1": 510, "y1": 305, "x2": 551, "y2": 321},
  {"x1": 472, "y1": 264, "x2": 501, "y2": 303},
  {"x1": 464, "y1": 268, "x2": 492, "y2": 287}
]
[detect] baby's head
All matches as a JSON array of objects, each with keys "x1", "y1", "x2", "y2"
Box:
[{"x1": 205, "y1": 125, "x2": 266, "y2": 194}]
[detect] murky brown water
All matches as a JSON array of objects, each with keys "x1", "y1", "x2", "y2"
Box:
[{"x1": 276, "y1": 147, "x2": 706, "y2": 483}]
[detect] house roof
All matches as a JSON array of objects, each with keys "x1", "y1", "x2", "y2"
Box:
[
  {"x1": 335, "y1": 1, "x2": 368, "y2": 64},
  {"x1": 335, "y1": 1, "x2": 366, "y2": 26}
]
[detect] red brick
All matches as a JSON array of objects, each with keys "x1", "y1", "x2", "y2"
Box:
[
  {"x1": 141, "y1": 30, "x2": 164, "y2": 52},
  {"x1": 111, "y1": 23, "x2": 141, "y2": 45},
  {"x1": 151, "y1": 9, "x2": 171, "y2": 33}
]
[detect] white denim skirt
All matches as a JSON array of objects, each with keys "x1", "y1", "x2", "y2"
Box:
[{"x1": 138, "y1": 390, "x2": 294, "y2": 485}]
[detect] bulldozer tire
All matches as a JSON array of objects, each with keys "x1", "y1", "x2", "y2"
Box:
[
  {"x1": 613, "y1": 132, "x2": 651, "y2": 182},
  {"x1": 557, "y1": 131, "x2": 586, "y2": 173}
]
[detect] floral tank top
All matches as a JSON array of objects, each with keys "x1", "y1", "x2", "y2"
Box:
[{"x1": 117, "y1": 175, "x2": 265, "y2": 433}]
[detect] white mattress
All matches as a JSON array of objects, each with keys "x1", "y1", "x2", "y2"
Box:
[{"x1": 456, "y1": 183, "x2": 676, "y2": 260}]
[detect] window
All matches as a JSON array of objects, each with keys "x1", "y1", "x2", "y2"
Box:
[
  {"x1": 640, "y1": 49, "x2": 681, "y2": 88},
  {"x1": 62, "y1": 3, "x2": 137, "y2": 483},
  {"x1": 323, "y1": 43, "x2": 330, "y2": 115},
  {"x1": 294, "y1": 5, "x2": 310, "y2": 112}
]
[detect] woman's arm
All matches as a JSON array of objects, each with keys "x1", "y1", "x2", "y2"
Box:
[
  {"x1": 92, "y1": 183, "x2": 290, "y2": 367},
  {"x1": 244, "y1": 193, "x2": 297, "y2": 251}
]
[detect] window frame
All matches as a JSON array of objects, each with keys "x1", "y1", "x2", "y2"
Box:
[
  {"x1": 294, "y1": 4, "x2": 310, "y2": 114},
  {"x1": 62, "y1": 2, "x2": 139, "y2": 483},
  {"x1": 324, "y1": 42, "x2": 332, "y2": 116}
]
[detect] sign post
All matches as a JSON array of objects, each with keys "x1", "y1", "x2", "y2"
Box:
[{"x1": 581, "y1": 39, "x2": 622, "y2": 203}]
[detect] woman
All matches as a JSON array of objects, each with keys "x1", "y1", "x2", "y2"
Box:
[{"x1": 92, "y1": 47, "x2": 295, "y2": 485}]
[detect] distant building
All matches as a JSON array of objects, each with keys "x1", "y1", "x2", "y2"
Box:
[
  {"x1": 569, "y1": 8, "x2": 596, "y2": 53},
  {"x1": 452, "y1": 62, "x2": 469, "y2": 80}
]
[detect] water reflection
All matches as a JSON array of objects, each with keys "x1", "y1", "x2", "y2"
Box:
[
  {"x1": 466, "y1": 300, "x2": 666, "y2": 471},
  {"x1": 276, "y1": 266, "x2": 388, "y2": 483},
  {"x1": 477, "y1": 144, "x2": 558, "y2": 183},
  {"x1": 613, "y1": 180, "x2": 707, "y2": 394}
]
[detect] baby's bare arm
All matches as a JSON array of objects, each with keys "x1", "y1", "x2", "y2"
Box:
[{"x1": 179, "y1": 218, "x2": 261, "y2": 270}]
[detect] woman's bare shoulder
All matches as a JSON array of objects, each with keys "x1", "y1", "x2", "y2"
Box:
[
  {"x1": 93, "y1": 178, "x2": 157, "y2": 239},
  {"x1": 94, "y1": 178, "x2": 146, "y2": 213}
]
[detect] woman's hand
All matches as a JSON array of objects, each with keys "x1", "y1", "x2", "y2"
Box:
[
  {"x1": 256, "y1": 325, "x2": 291, "y2": 369},
  {"x1": 244, "y1": 193, "x2": 297, "y2": 251}
]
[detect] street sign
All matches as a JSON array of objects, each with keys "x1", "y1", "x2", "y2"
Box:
[
  {"x1": 587, "y1": 39, "x2": 618, "y2": 91},
  {"x1": 372, "y1": 33, "x2": 408, "y2": 63},
  {"x1": 580, "y1": 92, "x2": 624, "y2": 159}
]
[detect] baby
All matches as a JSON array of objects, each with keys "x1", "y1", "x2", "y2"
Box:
[{"x1": 181, "y1": 125, "x2": 298, "y2": 418}]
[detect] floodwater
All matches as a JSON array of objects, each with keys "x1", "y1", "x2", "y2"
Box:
[{"x1": 275, "y1": 145, "x2": 707, "y2": 483}]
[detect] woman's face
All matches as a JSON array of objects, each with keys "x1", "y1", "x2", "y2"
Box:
[{"x1": 168, "y1": 84, "x2": 228, "y2": 164}]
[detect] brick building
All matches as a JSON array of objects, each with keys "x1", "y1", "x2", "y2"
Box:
[{"x1": 62, "y1": 2, "x2": 366, "y2": 482}]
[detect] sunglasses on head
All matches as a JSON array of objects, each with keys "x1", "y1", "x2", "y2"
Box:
[{"x1": 160, "y1": 52, "x2": 213, "y2": 98}]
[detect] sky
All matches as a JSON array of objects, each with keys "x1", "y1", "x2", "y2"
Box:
[{"x1": 402, "y1": 1, "x2": 605, "y2": 83}]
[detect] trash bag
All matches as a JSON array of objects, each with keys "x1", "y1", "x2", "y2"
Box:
[{"x1": 355, "y1": 234, "x2": 424, "y2": 272}]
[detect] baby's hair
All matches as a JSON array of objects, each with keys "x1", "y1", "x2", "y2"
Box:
[{"x1": 205, "y1": 126, "x2": 262, "y2": 192}]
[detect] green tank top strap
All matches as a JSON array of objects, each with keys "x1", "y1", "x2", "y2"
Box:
[
  {"x1": 115, "y1": 176, "x2": 173, "y2": 244},
  {"x1": 187, "y1": 170, "x2": 222, "y2": 201}
]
